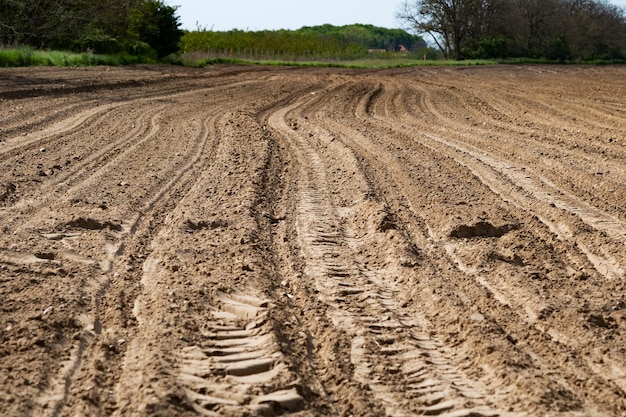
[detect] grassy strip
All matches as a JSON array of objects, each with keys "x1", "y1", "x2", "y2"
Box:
[
  {"x1": 172, "y1": 54, "x2": 499, "y2": 69},
  {"x1": 177, "y1": 55, "x2": 626, "y2": 69},
  {"x1": 498, "y1": 57, "x2": 626, "y2": 65},
  {"x1": 0, "y1": 48, "x2": 152, "y2": 67},
  {"x1": 5, "y1": 47, "x2": 621, "y2": 69}
]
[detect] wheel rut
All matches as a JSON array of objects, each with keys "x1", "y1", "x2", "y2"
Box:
[
  {"x1": 31, "y1": 103, "x2": 223, "y2": 417},
  {"x1": 9, "y1": 78, "x2": 277, "y2": 416},
  {"x1": 342, "y1": 76, "x2": 626, "y2": 413},
  {"x1": 268, "y1": 96, "x2": 511, "y2": 416},
  {"x1": 366, "y1": 81, "x2": 626, "y2": 282}
]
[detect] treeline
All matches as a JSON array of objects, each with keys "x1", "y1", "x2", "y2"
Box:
[
  {"x1": 295, "y1": 24, "x2": 426, "y2": 51},
  {"x1": 399, "y1": 0, "x2": 626, "y2": 61},
  {"x1": 180, "y1": 24, "x2": 426, "y2": 61},
  {"x1": 0, "y1": 0, "x2": 182, "y2": 58}
]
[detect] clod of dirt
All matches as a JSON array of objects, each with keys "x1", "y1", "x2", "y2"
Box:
[
  {"x1": 184, "y1": 218, "x2": 228, "y2": 231},
  {"x1": 470, "y1": 312, "x2": 485, "y2": 321},
  {"x1": 486, "y1": 251, "x2": 525, "y2": 266},
  {"x1": 262, "y1": 211, "x2": 286, "y2": 224},
  {"x1": 506, "y1": 333, "x2": 519, "y2": 345},
  {"x1": 449, "y1": 221, "x2": 519, "y2": 239},
  {"x1": 34, "y1": 252, "x2": 56, "y2": 260},
  {"x1": 253, "y1": 389, "x2": 305, "y2": 413},
  {"x1": 588, "y1": 314, "x2": 614, "y2": 329},
  {"x1": 0, "y1": 182, "x2": 16, "y2": 202},
  {"x1": 611, "y1": 301, "x2": 626, "y2": 311},
  {"x1": 66, "y1": 217, "x2": 122, "y2": 232},
  {"x1": 377, "y1": 213, "x2": 398, "y2": 232}
]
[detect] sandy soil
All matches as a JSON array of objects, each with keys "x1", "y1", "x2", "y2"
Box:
[{"x1": 1, "y1": 64, "x2": 625, "y2": 417}]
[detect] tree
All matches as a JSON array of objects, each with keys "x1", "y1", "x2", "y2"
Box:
[
  {"x1": 512, "y1": 0, "x2": 561, "y2": 57},
  {"x1": 0, "y1": 0, "x2": 183, "y2": 58},
  {"x1": 560, "y1": 0, "x2": 626, "y2": 60},
  {"x1": 397, "y1": 0, "x2": 626, "y2": 60},
  {"x1": 136, "y1": 0, "x2": 183, "y2": 58},
  {"x1": 397, "y1": 0, "x2": 488, "y2": 60}
]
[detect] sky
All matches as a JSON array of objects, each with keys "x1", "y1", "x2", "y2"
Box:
[
  {"x1": 171, "y1": 0, "x2": 626, "y2": 32},
  {"x1": 172, "y1": 0, "x2": 407, "y2": 31}
]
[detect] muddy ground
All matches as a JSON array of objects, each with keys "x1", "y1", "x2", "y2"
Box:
[{"x1": 1, "y1": 64, "x2": 625, "y2": 417}]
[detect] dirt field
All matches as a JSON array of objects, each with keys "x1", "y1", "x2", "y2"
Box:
[{"x1": 1, "y1": 64, "x2": 625, "y2": 417}]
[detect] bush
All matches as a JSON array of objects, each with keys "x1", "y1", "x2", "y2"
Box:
[
  {"x1": 544, "y1": 35, "x2": 572, "y2": 63},
  {"x1": 0, "y1": 47, "x2": 153, "y2": 67},
  {"x1": 0, "y1": 49, "x2": 25, "y2": 67}
]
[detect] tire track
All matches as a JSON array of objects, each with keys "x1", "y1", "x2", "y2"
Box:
[
  {"x1": 178, "y1": 292, "x2": 303, "y2": 416},
  {"x1": 0, "y1": 78, "x2": 254, "y2": 158},
  {"x1": 268, "y1": 94, "x2": 512, "y2": 416},
  {"x1": 2, "y1": 69, "x2": 318, "y2": 417},
  {"x1": 384, "y1": 78, "x2": 626, "y2": 280},
  {"x1": 0, "y1": 80, "x2": 259, "y2": 232},
  {"x1": 267, "y1": 77, "x2": 621, "y2": 414},
  {"x1": 410, "y1": 98, "x2": 626, "y2": 405},
  {"x1": 25, "y1": 79, "x2": 276, "y2": 416},
  {"x1": 398, "y1": 70, "x2": 626, "y2": 222},
  {"x1": 110, "y1": 75, "x2": 323, "y2": 415},
  {"x1": 32, "y1": 99, "x2": 221, "y2": 417},
  {"x1": 301, "y1": 85, "x2": 545, "y2": 412},
  {"x1": 0, "y1": 104, "x2": 163, "y2": 231},
  {"x1": 340, "y1": 77, "x2": 626, "y2": 412}
]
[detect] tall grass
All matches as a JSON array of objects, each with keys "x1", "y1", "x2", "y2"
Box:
[
  {"x1": 0, "y1": 47, "x2": 149, "y2": 67},
  {"x1": 0, "y1": 46, "x2": 497, "y2": 69},
  {"x1": 172, "y1": 51, "x2": 498, "y2": 69}
]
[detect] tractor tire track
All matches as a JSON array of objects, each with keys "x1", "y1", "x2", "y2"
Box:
[{"x1": 267, "y1": 92, "x2": 514, "y2": 416}]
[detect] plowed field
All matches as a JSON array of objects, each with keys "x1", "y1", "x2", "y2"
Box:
[{"x1": 1, "y1": 64, "x2": 625, "y2": 417}]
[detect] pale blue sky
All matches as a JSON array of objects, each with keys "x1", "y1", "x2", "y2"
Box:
[{"x1": 171, "y1": 0, "x2": 626, "y2": 31}]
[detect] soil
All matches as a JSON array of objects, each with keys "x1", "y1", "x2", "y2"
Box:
[{"x1": 1, "y1": 64, "x2": 625, "y2": 417}]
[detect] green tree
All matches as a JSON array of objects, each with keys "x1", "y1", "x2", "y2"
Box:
[
  {"x1": 136, "y1": 0, "x2": 183, "y2": 58},
  {"x1": 0, "y1": 0, "x2": 183, "y2": 58}
]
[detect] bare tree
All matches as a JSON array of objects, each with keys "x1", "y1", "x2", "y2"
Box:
[
  {"x1": 397, "y1": 0, "x2": 488, "y2": 60},
  {"x1": 512, "y1": 0, "x2": 561, "y2": 55}
]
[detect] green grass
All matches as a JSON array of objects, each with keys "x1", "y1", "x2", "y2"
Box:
[
  {"x1": 173, "y1": 52, "x2": 499, "y2": 69},
  {"x1": 344, "y1": 58, "x2": 498, "y2": 68},
  {"x1": 182, "y1": 55, "x2": 625, "y2": 69},
  {"x1": 0, "y1": 47, "x2": 151, "y2": 67},
  {"x1": 6, "y1": 47, "x2": 620, "y2": 69}
]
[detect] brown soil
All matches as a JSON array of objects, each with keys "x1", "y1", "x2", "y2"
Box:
[{"x1": 1, "y1": 64, "x2": 625, "y2": 417}]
